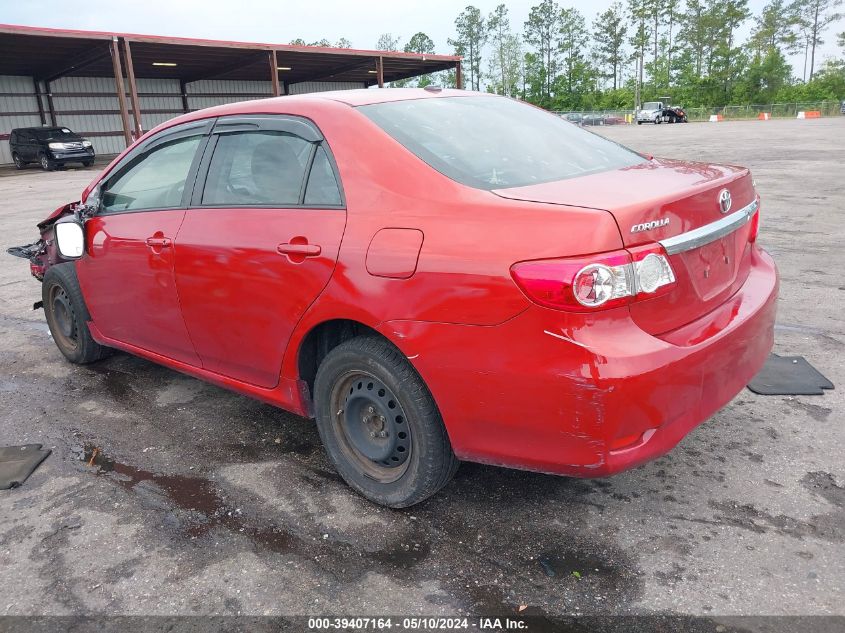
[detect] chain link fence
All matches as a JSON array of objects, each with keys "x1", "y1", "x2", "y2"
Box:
[
  {"x1": 556, "y1": 100, "x2": 843, "y2": 124},
  {"x1": 684, "y1": 101, "x2": 842, "y2": 121}
]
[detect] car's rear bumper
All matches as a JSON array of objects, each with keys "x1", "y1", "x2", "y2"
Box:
[{"x1": 379, "y1": 246, "x2": 778, "y2": 477}]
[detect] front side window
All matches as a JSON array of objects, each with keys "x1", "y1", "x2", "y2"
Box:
[
  {"x1": 101, "y1": 135, "x2": 202, "y2": 212},
  {"x1": 202, "y1": 131, "x2": 311, "y2": 207},
  {"x1": 359, "y1": 96, "x2": 645, "y2": 190}
]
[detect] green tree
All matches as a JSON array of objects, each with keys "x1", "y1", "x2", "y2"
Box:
[
  {"x1": 628, "y1": 0, "x2": 652, "y2": 108},
  {"x1": 406, "y1": 32, "x2": 435, "y2": 54},
  {"x1": 488, "y1": 5, "x2": 512, "y2": 94},
  {"x1": 750, "y1": 0, "x2": 799, "y2": 56},
  {"x1": 718, "y1": 0, "x2": 752, "y2": 97},
  {"x1": 290, "y1": 38, "x2": 331, "y2": 47},
  {"x1": 558, "y1": 8, "x2": 590, "y2": 96},
  {"x1": 487, "y1": 6, "x2": 523, "y2": 96},
  {"x1": 401, "y1": 33, "x2": 437, "y2": 87},
  {"x1": 645, "y1": 0, "x2": 666, "y2": 85},
  {"x1": 335, "y1": 38, "x2": 352, "y2": 49},
  {"x1": 736, "y1": 48, "x2": 792, "y2": 102},
  {"x1": 449, "y1": 6, "x2": 487, "y2": 91},
  {"x1": 521, "y1": 51, "x2": 546, "y2": 102},
  {"x1": 524, "y1": 0, "x2": 560, "y2": 102},
  {"x1": 793, "y1": 0, "x2": 844, "y2": 80},
  {"x1": 593, "y1": 3, "x2": 628, "y2": 89},
  {"x1": 676, "y1": 0, "x2": 708, "y2": 80},
  {"x1": 376, "y1": 33, "x2": 402, "y2": 51}
]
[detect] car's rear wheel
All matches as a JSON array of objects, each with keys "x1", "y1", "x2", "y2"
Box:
[
  {"x1": 12, "y1": 153, "x2": 25, "y2": 169},
  {"x1": 39, "y1": 153, "x2": 55, "y2": 171},
  {"x1": 42, "y1": 263, "x2": 110, "y2": 364},
  {"x1": 313, "y1": 336, "x2": 459, "y2": 507}
]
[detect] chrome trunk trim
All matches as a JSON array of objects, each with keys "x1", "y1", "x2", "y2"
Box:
[{"x1": 659, "y1": 199, "x2": 759, "y2": 255}]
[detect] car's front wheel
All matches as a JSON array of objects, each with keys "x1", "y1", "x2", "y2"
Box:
[
  {"x1": 39, "y1": 153, "x2": 55, "y2": 171},
  {"x1": 42, "y1": 263, "x2": 110, "y2": 364},
  {"x1": 314, "y1": 336, "x2": 459, "y2": 507},
  {"x1": 83, "y1": 160, "x2": 94, "y2": 167}
]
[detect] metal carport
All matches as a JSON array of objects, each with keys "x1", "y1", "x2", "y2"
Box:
[{"x1": 0, "y1": 24, "x2": 463, "y2": 163}]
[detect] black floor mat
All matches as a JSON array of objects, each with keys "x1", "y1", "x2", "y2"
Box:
[
  {"x1": 748, "y1": 354, "x2": 834, "y2": 395},
  {"x1": 0, "y1": 444, "x2": 51, "y2": 490}
]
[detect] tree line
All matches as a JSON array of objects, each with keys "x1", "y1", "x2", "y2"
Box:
[{"x1": 298, "y1": 0, "x2": 845, "y2": 110}]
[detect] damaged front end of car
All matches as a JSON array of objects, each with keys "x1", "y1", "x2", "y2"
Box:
[{"x1": 6, "y1": 195, "x2": 96, "y2": 282}]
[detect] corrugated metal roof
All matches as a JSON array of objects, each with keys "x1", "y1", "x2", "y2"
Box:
[{"x1": 0, "y1": 24, "x2": 460, "y2": 85}]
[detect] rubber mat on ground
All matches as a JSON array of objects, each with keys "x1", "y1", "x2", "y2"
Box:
[
  {"x1": 0, "y1": 444, "x2": 51, "y2": 490},
  {"x1": 747, "y1": 354, "x2": 834, "y2": 396}
]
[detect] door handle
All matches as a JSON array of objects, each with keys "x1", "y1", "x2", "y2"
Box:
[
  {"x1": 145, "y1": 237, "x2": 172, "y2": 248},
  {"x1": 277, "y1": 243, "x2": 321, "y2": 257}
]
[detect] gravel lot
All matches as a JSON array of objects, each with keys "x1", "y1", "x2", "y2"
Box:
[{"x1": 0, "y1": 117, "x2": 843, "y2": 622}]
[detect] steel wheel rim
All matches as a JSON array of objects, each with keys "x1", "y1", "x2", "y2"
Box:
[
  {"x1": 41, "y1": 155, "x2": 49, "y2": 169},
  {"x1": 330, "y1": 370, "x2": 412, "y2": 483},
  {"x1": 13, "y1": 155, "x2": 22, "y2": 168},
  {"x1": 49, "y1": 284, "x2": 78, "y2": 352}
]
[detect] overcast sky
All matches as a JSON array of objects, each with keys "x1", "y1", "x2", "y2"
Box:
[{"x1": 4, "y1": 0, "x2": 844, "y2": 79}]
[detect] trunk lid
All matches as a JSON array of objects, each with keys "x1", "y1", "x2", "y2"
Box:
[{"x1": 494, "y1": 158, "x2": 758, "y2": 335}]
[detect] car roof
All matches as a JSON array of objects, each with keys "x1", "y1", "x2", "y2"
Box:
[
  {"x1": 143, "y1": 89, "x2": 494, "y2": 141},
  {"x1": 299, "y1": 87, "x2": 476, "y2": 106},
  {"x1": 14, "y1": 126, "x2": 70, "y2": 133}
]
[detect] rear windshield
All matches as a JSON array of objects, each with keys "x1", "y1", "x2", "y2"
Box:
[
  {"x1": 33, "y1": 128, "x2": 78, "y2": 140},
  {"x1": 359, "y1": 96, "x2": 645, "y2": 190}
]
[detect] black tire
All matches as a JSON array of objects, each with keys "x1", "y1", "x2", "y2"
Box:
[
  {"x1": 637, "y1": 120, "x2": 642, "y2": 125},
  {"x1": 313, "y1": 336, "x2": 459, "y2": 507},
  {"x1": 39, "y1": 153, "x2": 55, "y2": 171},
  {"x1": 83, "y1": 160, "x2": 94, "y2": 167},
  {"x1": 42, "y1": 263, "x2": 110, "y2": 364},
  {"x1": 12, "y1": 153, "x2": 26, "y2": 169}
]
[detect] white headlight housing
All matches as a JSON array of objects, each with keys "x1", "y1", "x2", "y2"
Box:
[
  {"x1": 82, "y1": 140, "x2": 92, "y2": 147},
  {"x1": 48, "y1": 142, "x2": 66, "y2": 150}
]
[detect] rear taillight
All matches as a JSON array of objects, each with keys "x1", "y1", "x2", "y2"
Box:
[
  {"x1": 511, "y1": 243, "x2": 676, "y2": 312},
  {"x1": 748, "y1": 199, "x2": 760, "y2": 243}
]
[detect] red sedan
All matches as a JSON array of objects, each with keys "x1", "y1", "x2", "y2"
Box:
[{"x1": 12, "y1": 89, "x2": 778, "y2": 507}]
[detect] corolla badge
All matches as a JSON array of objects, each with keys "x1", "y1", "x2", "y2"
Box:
[
  {"x1": 630, "y1": 218, "x2": 669, "y2": 233},
  {"x1": 718, "y1": 188, "x2": 732, "y2": 214}
]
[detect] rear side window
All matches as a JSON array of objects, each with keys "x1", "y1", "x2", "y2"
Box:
[
  {"x1": 359, "y1": 96, "x2": 645, "y2": 190},
  {"x1": 101, "y1": 135, "x2": 202, "y2": 212},
  {"x1": 202, "y1": 131, "x2": 311, "y2": 206},
  {"x1": 304, "y1": 145, "x2": 342, "y2": 206}
]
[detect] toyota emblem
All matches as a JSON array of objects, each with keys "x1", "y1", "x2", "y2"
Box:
[{"x1": 718, "y1": 189, "x2": 732, "y2": 214}]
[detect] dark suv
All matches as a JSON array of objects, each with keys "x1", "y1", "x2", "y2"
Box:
[{"x1": 10, "y1": 126, "x2": 95, "y2": 170}]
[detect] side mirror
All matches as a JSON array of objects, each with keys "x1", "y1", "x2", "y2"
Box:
[{"x1": 54, "y1": 216, "x2": 85, "y2": 260}]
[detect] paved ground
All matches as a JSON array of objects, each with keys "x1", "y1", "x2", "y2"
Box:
[{"x1": 0, "y1": 118, "x2": 842, "y2": 619}]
